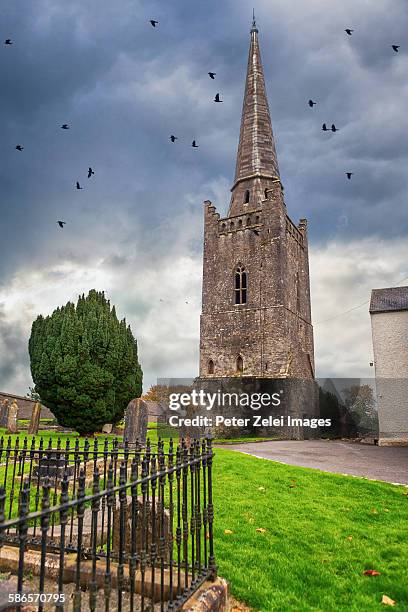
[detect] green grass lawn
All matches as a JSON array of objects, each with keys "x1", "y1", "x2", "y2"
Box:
[{"x1": 212, "y1": 449, "x2": 408, "y2": 611}]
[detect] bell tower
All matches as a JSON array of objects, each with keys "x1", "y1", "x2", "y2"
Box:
[{"x1": 199, "y1": 18, "x2": 315, "y2": 381}]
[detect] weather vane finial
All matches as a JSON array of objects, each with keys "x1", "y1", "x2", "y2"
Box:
[{"x1": 251, "y1": 8, "x2": 258, "y2": 32}]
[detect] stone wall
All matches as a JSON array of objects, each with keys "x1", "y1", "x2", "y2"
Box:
[
  {"x1": 199, "y1": 181, "x2": 314, "y2": 381},
  {"x1": 371, "y1": 310, "x2": 408, "y2": 445},
  {"x1": 0, "y1": 392, "x2": 54, "y2": 420}
]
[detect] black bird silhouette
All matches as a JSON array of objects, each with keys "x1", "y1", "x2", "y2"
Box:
[
  {"x1": 331, "y1": 124, "x2": 339, "y2": 132},
  {"x1": 88, "y1": 167, "x2": 94, "y2": 178},
  {"x1": 322, "y1": 123, "x2": 328, "y2": 132},
  {"x1": 61, "y1": 124, "x2": 69, "y2": 130},
  {"x1": 150, "y1": 20, "x2": 158, "y2": 27},
  {"x1": 192, "y1": 140, "x2": 198, "y2": 148},
  {"x1": 15, "y1": 145, "x2": 24, "y2": 151},
  {"x1": 308, "y1": 99, "x2": 317, "y2": 107},
  {"x1": 76, "y1": 181, "x2": 83, "y2": 190},
  {"x1": 57, "y1": 221, "x2": 66, "y2": 228},
  {"x1": 214, "y1": 93, "x2": 223, "y2": 103},
  {"x1": 392, "y1": 45, "x2": 400, "y2": 53},
  {"x1": 208, "y1": 72, "x2": 216, "y2": 79},
  {"x1": 346, "y1": 172, "x2": 353, "y2": 180},
  {"x1": 170, "y1": 135, "x2": 178, "y2": 143},
  {"x1": 345, "y1": 29, "x2": 354, "y2": 36},
  {"x1": 4, "y1": 39, "x2": 12, "y2": 45}
]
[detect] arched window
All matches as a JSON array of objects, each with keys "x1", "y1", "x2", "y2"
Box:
[
  {"x1": 244, "y1": 190, "x2": 250, "y2": 204},
  {"x1": 208, "y1": 359, "x2": 214, "y2": 375},
  {"x1": 236, "y1": 354, "x2": 244, "y2": 373},
  {"x1": 235, "y1": 266, "x2": 247, "y2": 305}
]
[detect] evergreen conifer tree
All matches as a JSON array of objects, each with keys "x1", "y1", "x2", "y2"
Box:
[{"x1": 29, "y1": 290, "x2": 142, "y2": 435}]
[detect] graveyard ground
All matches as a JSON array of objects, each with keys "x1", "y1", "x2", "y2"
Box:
[{"x1": 0, "y1": 429, "x2": 407, "y2": 611}]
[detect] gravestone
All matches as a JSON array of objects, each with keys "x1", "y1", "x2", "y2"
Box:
[
  {"x1": 124, "y1": 398, "x2": 148, "y2": 446},
  {"x1": 32, "y1": 452, "x2": 75, "y2": 485},
  {"x1": 0, "y1": 400, "x2": 9, "y2": 428},
  {"x1": 27, "y1": 402, "x2": 42, "y2": 435},
  {"x1": 112, "y1": 496, "x2": 172, "y2": 561},
  {"x1": 102, "y1": 423, "x2": 113, "y2": 434},
  {"x1": 6, "y1": 400, "x2": 18, "y2": 434}
]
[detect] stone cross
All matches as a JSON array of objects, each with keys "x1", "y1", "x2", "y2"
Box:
[
  {"x1": 124, "y1": 398, "x2": 148, "y2": 446},
  {"x1": 6, "y1": 400, "x2": 19, "y2": 434},
  {"x1": 27, "y1": 402, "x2": 42, "y2": 435}
]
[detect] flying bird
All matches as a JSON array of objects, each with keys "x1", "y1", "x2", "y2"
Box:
[
  {"x1": 392, "y1": 45, "x2": 400, "y2": 53},
  {"x1": 346, "y1": 172, "x2": 353, "y2": 180},
  {"x1": 192, "y1": 140, "x2": 198, "y2": 148},
  {"x1": 170, "y1": 135, "x2": 178, "y2": 143},
  {"x1": 4, "y1": 39, "x2": 12, "y2": 45},
  {"x1": 208, "y1": 72, "x2": 216, "y2": 79},
  {"x1": 331, "y1": 124, "x2": 339, "y2": 132},
  {"x1": 57, "y1": 221, "x2": 66, "y2": 228},
  {"x1": 88, "y1": 167, "x2": 94, "y2": 178},
  {"x1": 322, "y1": 123, "x2": 328, "y2": 132},
  {"x1": 308, "y1": 99, "x2": 317, "y2": 107},
  {"x1": 15, "y1": 145, "x2": 24, "y2": 151},
  {"x1": 149, "y1": 20, "x2": 158, "y2": 27},
  {"x1": 76, "y1": 181, "x2": 83, "y2": 190},
  {"x1": 345, "y1": 29, "x2": 354, "y2": 36},
  {"x1": 61, "y1": 124, "x2": 69, "y2": 130},
  {"x1": 214, "y1": 93, "x2": 223, "y2": 103}
]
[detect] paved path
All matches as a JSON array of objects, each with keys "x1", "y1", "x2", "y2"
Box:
[{"x1": 221, "y1": 440, "x2": 408, "y2": 485}]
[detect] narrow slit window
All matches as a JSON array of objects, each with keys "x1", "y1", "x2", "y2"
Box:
[
  {"x1": 208, "y1": 359, "x2": 214, "y2": 374},
  {"x1": 235, "y1": 266, "x2": 247, "y2": 305},
  {"x1": 237, "y1": 355, "x2": 244, "y2": 373},
  {"x1": 244, "y1": 190, "x2": 250, "y2": 204},
  {"x1": 296, "y1": 272, "x2": 301, "y2": 312}
]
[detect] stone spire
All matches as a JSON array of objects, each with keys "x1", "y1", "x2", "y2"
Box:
[{"x1": 229, "y1": 17, "x2": 280, "y2": 216}]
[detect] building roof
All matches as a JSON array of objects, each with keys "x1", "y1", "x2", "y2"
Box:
[
  {"x1": 232, "y1": 19, "x2": 280, "y2": 188},
  {"x1": 369, "y1": 286, "x2": 408, "y2": 314}
]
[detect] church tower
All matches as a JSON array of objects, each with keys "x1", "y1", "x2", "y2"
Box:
[{"x1": 199, "y1": 18, "x2": 315, "y2": 380}]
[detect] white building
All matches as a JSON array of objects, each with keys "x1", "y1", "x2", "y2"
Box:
[{"x1": 370, "y1": 286, "x2": 408, "y2": 446}]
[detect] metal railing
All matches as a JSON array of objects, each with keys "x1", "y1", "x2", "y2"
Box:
[{"x1": 0, "y1": 436, "x2": 216, "y2": 611}]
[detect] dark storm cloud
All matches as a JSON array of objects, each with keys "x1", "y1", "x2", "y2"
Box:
[{"x1": 1, "y1": 0, "x2": 408, "y2": 391}]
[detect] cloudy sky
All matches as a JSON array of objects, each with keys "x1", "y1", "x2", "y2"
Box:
[{"x1": 1, "y1": 0, "x2": 408, "y2": 394}]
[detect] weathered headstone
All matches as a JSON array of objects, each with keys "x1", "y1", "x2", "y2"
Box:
[
  {"x1": 112, "y1": 496, "x2": 172, "y2": 561},
  {"x1": 124, "y1": 398, "x2": 148, "y2": 446},
  {"x1": 0, "y1": 400, "x2": 9, "y2": 428},
  {"x1": 32, "y1": 452, "x2": 75, "y2": 485},
  {"x1": 102, "y1": 423, "x2": 113, "y2": 434},
  {"x1": 6, "y1": 400, "x2": 18, "y2": 434},
  {"x1": 27, "y1": 402, "x2": 42, "y2": 435}
]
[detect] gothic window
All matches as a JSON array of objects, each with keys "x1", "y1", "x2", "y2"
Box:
[
  {"x1": 244, "y1": 190, "x2": 250, "y2": 204},
  {"x1": 208, "y1": 359, "x2": 214, "y2": 374},
  {"x1": 236, "y1": 354, "x2": 244, "y2": 373},
  {"x1": 234, "y1": 266, "x2": 247, "y2": 305}
]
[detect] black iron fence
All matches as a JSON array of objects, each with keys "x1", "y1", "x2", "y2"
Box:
[{"x1": 0, "y1": 436, "x2": 216, "y2": 611}]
